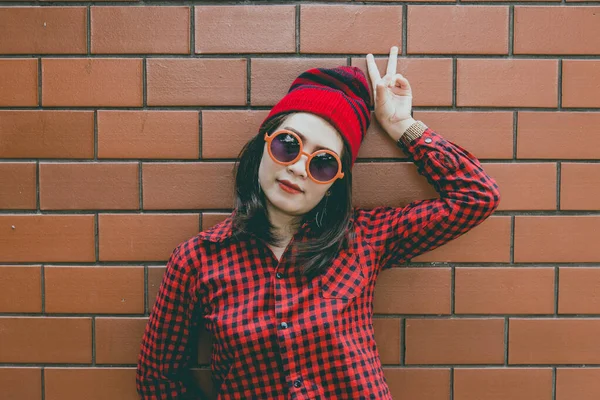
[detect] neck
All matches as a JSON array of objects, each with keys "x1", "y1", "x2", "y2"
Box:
[{"x1": 266, "y1": 202, "x2": 301, "y2": 245}]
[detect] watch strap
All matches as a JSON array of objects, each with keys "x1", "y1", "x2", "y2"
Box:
[{"x1": 396, "y1": 120, "x2": 428, "y2": 147}]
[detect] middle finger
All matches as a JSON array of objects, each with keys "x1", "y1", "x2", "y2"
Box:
[{"x1": 386, "y1": 46, "x2": 398, "y2": 77}]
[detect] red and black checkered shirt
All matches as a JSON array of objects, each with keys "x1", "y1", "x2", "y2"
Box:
[{"x1": 136, "y1": 127, "x2": 501, "y2": 399}]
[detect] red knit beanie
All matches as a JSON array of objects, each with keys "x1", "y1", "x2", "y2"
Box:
[{"x1": 260, "y1": 66, "x2": 372, "y2": 166}]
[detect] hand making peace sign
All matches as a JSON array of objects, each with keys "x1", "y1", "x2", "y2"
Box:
[{"x1": 366, "y1": 46, "x2": 414, "y2": 140}]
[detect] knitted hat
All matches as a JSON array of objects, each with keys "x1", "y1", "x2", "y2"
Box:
[{"x1": 260, "y1": 66, "x2": 372, "y2": 166}]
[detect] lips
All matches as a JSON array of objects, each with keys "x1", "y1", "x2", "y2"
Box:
[{"x1": 278, "y1": 179, "x2": 303, "y2": 192}]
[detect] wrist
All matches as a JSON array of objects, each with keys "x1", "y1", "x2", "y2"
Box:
[{"x1": 386, "y1": 117, "x2": 417, "y2": 142}]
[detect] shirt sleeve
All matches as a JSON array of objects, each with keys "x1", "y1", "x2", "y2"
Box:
[
  {"x1": 354, "y1": 127, "x2": 501, "y2": 272},
  {"x1": 136, "y1": 245, "x2": 203, "y2": 399}
]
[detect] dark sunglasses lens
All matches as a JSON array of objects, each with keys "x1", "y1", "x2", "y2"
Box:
[
  {"x1": 270, "y1": 132, "x2": 300, "y2": 163},
  {"x1": 309, "y1": 152, "x2": 339, "y2": 182}
]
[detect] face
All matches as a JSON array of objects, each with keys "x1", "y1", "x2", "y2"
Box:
[{"x1": 258, "y1": 112, "x2": 345, "y2": 219}]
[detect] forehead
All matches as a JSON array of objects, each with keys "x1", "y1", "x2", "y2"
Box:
[{"x1": 278, "y1": 113, "x2": 344, "y2": 153}]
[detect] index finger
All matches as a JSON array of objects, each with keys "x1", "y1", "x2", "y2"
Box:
[
  {"x1": 366, "y1": 53, "x2": 381, "y2": 85},
  {"x1": 386, "y1": 46, "x2": 398, "y2": 76}
]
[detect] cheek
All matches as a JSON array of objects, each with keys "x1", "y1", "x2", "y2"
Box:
[
  {"x1": 258, "y1": 152, "x2": 281, "y2": 187},
  {"x1": 305, "y1": 182, "x2": 333, "y2": 207}
]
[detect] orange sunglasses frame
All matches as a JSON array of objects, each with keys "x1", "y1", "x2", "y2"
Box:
[{"x1": 264, "y1": 129, "x2": 345, "y2": 185}]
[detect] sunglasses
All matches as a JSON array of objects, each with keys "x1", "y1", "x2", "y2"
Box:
[{"x1": 264, "y1": 129, "x2": 344, "y2": 184}]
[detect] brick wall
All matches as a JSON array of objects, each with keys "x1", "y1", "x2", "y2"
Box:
[{"x1": 1, "y1": 1, "x2": 600, "y2": 399}]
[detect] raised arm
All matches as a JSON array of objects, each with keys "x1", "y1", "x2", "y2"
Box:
[
  {"x1": 355, "y1": 124, "x2": 500, "y2": 271},
  {"x1": 354, "y1": 47, "x2": 500, "y2": 271},
  {"x1": 136, "y1": 245, "x2": 202, "y2": 399}
]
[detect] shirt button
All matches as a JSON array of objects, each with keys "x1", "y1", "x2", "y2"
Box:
[
  {"x1": 280, "y1": 322, "x2": 288, "y2": 329},
  {"x1": 293, "y1": 379, "x2": 302, "y2": 388},
  {"x1": 424, "y1": 137, "x2": 432, "y2": 144},
  {"x1": 276, "y1": 272, "x2": 283, "y2": 279}
]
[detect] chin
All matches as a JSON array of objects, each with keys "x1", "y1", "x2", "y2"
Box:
[
  {"x1": 265, "y1": 188, "x2": 307, "y2": 216},
  {"x1": 271, "y1": 195, "x2": 305, "y2": 215}
]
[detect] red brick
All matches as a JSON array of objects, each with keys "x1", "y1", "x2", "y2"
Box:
[
  {"x1": 455, "y1": 267, "x2": 555, "y2": 314},
  {"x1": 0, "y1": 266, "x2": 42, "y2": 313},
  {"x1": 563, "y1": 60, "x2": 600, "y2": 108},
  {"x1": 408, "y1": 6, "x2": 508, "y2": 54},
  {"x1": 251, "y1": 58, "x2": 347, "y2": 106},
  {"x1": 0, "y1": 163, "x2": 36, "y2": 209},
  {"x1": 0, "y1": 215, "x2": 95, "y2": 263},
  {"x1": 0, "y1": 7, "x2": 86, "y2": 54},
  {"x1": 0, "y1": 111, "x2": 94, "y2": 159},
  {"x1": 406, "y1": 318, "x2": 505, "y2": 364},
  {"x1": 146, "y1": 58, "x2": 246, "y2": 106},
  {"x1": 374, "y1": 268, "x2": 451, "y2": 315},
  {"x1": 95, "y1": 318, "x2": 148, "y2": 364},
  {"x1": 0, "y1": 368, "x2": 42, "y2": 400},
  {"x1": 515, "y1": 7, "x2": 600, "y2": 55},
  {"x1": 483, "y1": 163, "x2": 557, "y2": 211},
  {"x1": 559, "y1": 267, "x2": 600, "y2": 314},
  {"x1": 91, "y1": 6, "x2": 190, "y2": 54},
  {"x1": 142, "y1": 163, "x2": 235, "y2": 209},
  {"x1": 372, "y1": 318, "x2": 401, "y2": 364},
  {"x1": 42, "y1": 58, "x2": 142, "y2": 107},
  {"x1": 510, "y1": 318, "x2": 600, "y2": 364},
  {"x1": 0, "y1": 317, "x2": 91, "y2": 363},
  {"x1": 408, "y1": 111, "x2": 514, "y2": 160},
  {"x1": 454, "y1": 368, "x2": 553, "y2": 400},
  {"x1": 353, "y1": 162, "x2": 437, "y2": 209},
  {"x1": 357, "y1": 115, "x2": 408, "y2": 160},
  {"x1": 414, "y1": 216, "x2": 511, "y2": 263},
  {"x1": 515, "y1": 216, "x2": 600, "y2": 262},
  {"x1": 352, "y1": 57, "x2": 453, "y2": 106},
  {"x1": 457, "y1": 59, "x2": 558, "y2": 107},
  {"x1": 195, "y1": 5, "x2": 295, "y2": 54},
  {"x1": 201, "y1": 110, "x2": 268, "y2": 159},
  {"x1": 359, "y1": 111, "x2": 512, "y2": 160},
  {"x1": 518, "y1": 112, "x2": 600, "y2": 159},
  {"x1": 44, "y1": 368, "x2": 137, "y2": 400},
  {"x1": 301, "y1": 5, "x2": 402, "y2": 54},
  {"x1": 45, "y1": 266, "x2": 144, "y2": 314},
  {"x1": 98, "y1": 110, "x2": 199, "y2": 159},
  {"x1": 39, "y1": 162, "x2": 139, "y2": 210},
  {"x1": 98, "y1": 214, "x2": 199, "y2": 262},
  {"x1": 561, "y1": 163, "x2": 600, "y2": 210},
  {"x1": 0, "y1": 59, "x2": 38, "y2": 106},
  {"x1": 383, "y1": 368, "x2": 450, "y2": 400},
  {"x1": 556, "y1": 368, "x2": 600, "y2": 400}
]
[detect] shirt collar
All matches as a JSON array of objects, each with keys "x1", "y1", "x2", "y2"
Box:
[{"x1": 197, "y1": 213, "x2": 235, "y2": 243}]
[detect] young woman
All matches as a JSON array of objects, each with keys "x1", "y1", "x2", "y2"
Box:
[{"x1": 136, "y1": 46, "x2": 501, "y2": 399}]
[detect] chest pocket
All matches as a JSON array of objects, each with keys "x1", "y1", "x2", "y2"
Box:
[{"x1": 319, "y1": 252, "x2": 367, "y2": 300}]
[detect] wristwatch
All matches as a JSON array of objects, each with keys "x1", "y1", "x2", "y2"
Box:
[{"x1": 396, "y1": 120, "x2": 428, "y2": 147}]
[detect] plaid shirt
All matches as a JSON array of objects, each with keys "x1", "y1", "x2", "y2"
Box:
[{"x1": 136, "y1": 127, "x2": 501, "y2": 399}]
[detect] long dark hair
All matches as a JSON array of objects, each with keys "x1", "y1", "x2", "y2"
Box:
[{"x1": 231, "y1": 112, "x2": 354, "y2": 279}]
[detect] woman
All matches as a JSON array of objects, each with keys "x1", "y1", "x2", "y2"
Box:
[{"x1": 136, "y1": 46, "x2": 500, "y2": 399}]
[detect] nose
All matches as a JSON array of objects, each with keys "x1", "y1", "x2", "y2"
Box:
[{"x1": 286, "y1": 154, "x2": 308, "y2": 178}]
